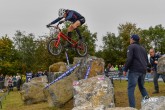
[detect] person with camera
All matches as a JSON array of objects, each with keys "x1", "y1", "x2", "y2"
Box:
[{"x1": 149, "y1": 48, "x2": 165, "y2": 94}]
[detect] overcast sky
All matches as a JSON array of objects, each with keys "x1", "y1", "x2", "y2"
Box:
[{"x1": 0, "y1": 0, "x2": 165, "y2": 49}]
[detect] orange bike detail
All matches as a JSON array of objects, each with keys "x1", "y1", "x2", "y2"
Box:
[{"x1": 47, "y1": 23, "x2": 88, "y2": 57}]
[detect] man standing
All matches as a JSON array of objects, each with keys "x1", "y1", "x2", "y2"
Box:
[
  {"x1": 149, "y1": 48, "x2": 165, "y2": 94},
  {"x1": 123, "y1": 34, "x2": 149, "y2": 108}
]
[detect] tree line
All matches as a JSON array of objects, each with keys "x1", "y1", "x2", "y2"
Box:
[{"x1": 0, "y1": 22, "x2": 165, "y2": 75}]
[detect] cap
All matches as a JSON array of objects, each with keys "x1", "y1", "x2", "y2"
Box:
[{"x1": 131, "y1": 34, "x2": 140, "y2": 42}]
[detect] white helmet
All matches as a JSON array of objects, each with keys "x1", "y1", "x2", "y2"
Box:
[{"x1": 58, "y1": 8, "x2": 66, "y2": 18}]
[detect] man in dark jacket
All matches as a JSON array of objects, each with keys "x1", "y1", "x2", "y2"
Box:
[
  {"x1": 123, "y1": 34, "x2": 149, "y2": 108},
  {"x1": 149, "y1": 48, "x2": 165, "y2": 94}
]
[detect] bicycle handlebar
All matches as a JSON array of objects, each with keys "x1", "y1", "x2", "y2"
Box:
[
  {"x1": 47, "y1": 23, "x2": 61, "y2": 32},
  {"x1": 47, "y1": 22, "x2": 61, "y2": 27}
]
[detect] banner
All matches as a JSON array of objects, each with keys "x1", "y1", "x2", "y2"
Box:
[{"x1": 26, "y1": 73, "x2": 32, "y2": 82}]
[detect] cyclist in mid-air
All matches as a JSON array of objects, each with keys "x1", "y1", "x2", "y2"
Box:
[{"x1": 47, "y1": 8, "x2": 85, "y2": 47}]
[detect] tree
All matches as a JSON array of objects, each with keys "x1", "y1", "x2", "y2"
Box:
[
  {"x1": 147, "y1": 25, "x2": 165, "y2": 54},
  {"x1": 13, "y1": 31, "x2": 36, "y2": 73},
  {"x1": 0, "y1": 35, "x2": 16, "y2": 74}
]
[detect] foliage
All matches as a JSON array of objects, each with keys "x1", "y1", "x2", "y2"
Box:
[
  {"x1": 96, "y1": 23, "x2": 165, "y2": 67},
  {"x1": 1, "y1": 23, "x2": 165, "y2": 74},
  {"x1": 0, "y1": 36, "x2": 16, "y2": 74}
]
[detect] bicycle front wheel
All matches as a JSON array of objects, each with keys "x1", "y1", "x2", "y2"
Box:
[
  {"x1": 47, "y1": 38, "x2": 63, "y2": 56},
  {"x1": 76, "y1": 41, "x2": 88, "y2": 57}
]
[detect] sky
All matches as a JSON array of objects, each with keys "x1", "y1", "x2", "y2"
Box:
[{"x1": 0, "y1": 0, "x2": 165, "y2": 50}]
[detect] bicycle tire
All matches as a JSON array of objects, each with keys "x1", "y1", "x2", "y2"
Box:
[
  {"x1": 47, "y1": 38, "x2": 63, "y2": 56},
  {"x1": 76, "y1": 41, "x2": 88, "y2": 57}
]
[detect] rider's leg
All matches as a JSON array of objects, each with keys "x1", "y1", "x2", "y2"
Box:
[
  {"x1": 69, "y1": 20, "x2": 82, "y2": 39},
  {"x1": 67, "y1": 26, "x2": 73, "y2": 40},
  {"x1": 75, "y1": 28, "x2": 82, "y2": 39},
  {"x1": 64, "y1": 25, "x2": 75, "y2": 47}
]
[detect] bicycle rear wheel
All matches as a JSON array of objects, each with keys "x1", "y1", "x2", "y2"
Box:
[
  {"x1": 47, "y1": 38, "x2": 63, "y2": 56},
  {"x1": 76, "y1": 41, "x2": 88, "y2": 57}
]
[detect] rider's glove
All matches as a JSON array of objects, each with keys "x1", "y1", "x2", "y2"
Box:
[
  {"x1": 46, "y1": 25, "x2": 50, "y2": 28},
  {"x1": 59, "y1": 20, "x2": 64, "y2": 24},
  {"x1": 46, "y1": 23, "x2": 51, "y2": 28}
]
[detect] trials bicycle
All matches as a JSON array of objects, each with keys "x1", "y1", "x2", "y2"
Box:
[{"x1": 47, "y1": 23, "x2": 88, "y2": 57}]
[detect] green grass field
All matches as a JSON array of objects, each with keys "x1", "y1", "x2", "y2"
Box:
[{"x1": 1, "y1": 80, "x2": 165, "y2": 110}]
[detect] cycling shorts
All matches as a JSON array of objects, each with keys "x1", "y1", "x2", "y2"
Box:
[{"x1": 78, "y1": 17, "x2": 85, "y2": 25}]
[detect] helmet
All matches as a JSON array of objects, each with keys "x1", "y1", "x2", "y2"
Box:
[{"x1": 58, "y1": 8, "x2": 66, "y2": 18}]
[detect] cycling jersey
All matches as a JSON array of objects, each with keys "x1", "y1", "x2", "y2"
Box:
[{"x1": 50, "y1": 10, "x2": 84, "y2": 25}]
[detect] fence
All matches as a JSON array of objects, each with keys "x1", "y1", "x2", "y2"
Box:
[{"x1": 104, "y1": 71, "x2": 157, "y2": 82}]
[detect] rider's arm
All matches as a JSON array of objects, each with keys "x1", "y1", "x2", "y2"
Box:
[
  {"x1": 65, "y1": 11, "x2": 74, "y2": 21},
  {"x1": 50, "y1": 17, "x2": 63, "y2": 25}
]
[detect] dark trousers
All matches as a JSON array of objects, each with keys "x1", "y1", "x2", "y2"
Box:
[
  {"x1": 128, "y1": 71, "x2": 148, "y2": 108},
  {"x1": 153, "y1": 71, "x2": 165, "y2": 91}
]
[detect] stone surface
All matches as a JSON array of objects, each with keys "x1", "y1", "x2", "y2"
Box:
[
  {"x1": 141, "y1": 96, "x2": 165, "y2": 110},
  {"x1": 72, "y1": 105, "x2": 106, "y2": 110},
  {"x1": 49, "y1": 62, "x2": 67, "y2": 72},
  {"x1": 72, "y1": 106, "x2": 137, "y2": 110},
  {"x1": 73, "y1": 56, "x2": 105, "y2": 79},
  {"x1": 73, "y1": 75, "x2": 114, "y2": 109},
  {"x1": 20, "y1": 76, "x2": 48, "y2": 104},
  {"x1": 44, "y1": 56, "x2": 105, "y2": 107},
  {"x1": 43, "y1": 71, "x2": 78, "y2": 107},
  {"x1": 106, "y1": 107, "x2": 137, "y2": 110},
  {"x1": 157, "y1": 55, "x2": 165, "y2": 74}
]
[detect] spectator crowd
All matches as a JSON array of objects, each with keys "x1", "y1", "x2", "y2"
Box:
[{"x1": 0, "y1": 73, "x2": 21, "y2": 92}]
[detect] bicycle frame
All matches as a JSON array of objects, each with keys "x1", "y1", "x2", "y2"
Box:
[
  {"x1": 55, "y1": 32, "x2": 78, "y2": 48},
  {"x1": 47, "y1": 24, "x2": 87, "y2": 57}
]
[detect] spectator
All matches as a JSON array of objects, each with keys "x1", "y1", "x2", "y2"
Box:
[
  {"x1": 123, "y1": 34, "x2": 149, "y2": 108},
  {"x1": 4, "y1": 75, "x2": 9, "y2": 90},
  {"x1": 12, "y1": 75, "x2": 17, "y2": 87},
  {"x1": 16, "y1": 73, "x2": 21, "y2": 91},
  {"x1": 43, "y1": 70, "x2": 48, "y2": 77},
  {"x1": 114, "y1": 65, "x2": 119, "y2": 71},
  {"x1": 118, "y1": 65, "x2": 123, "y2": 77},
  {"x1": 8, "y1": 75, "x2": 13, "y2": 91},
  {"x1": 36, "y1": 71, "x2": 43, "y2": 77},
  {"x1": 104, "y1": 63, "x2": 114, "y2": 85},
  {"x1": 149, "y1": 48, "x2": 165, "y2": 94},
  {"x1": 105, "y1": 63, "x2": 111, "y2": 74},
  {"x1": 110, "y1": 65, "x2": 115, "y2": 71}
]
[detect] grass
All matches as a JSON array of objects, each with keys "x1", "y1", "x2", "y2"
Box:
[
  {"x1": 1, "y1": 80, "x2": 165, "y2": 110},
  {"x1": 114, "y1": 80, "x2": 165, "y2": 109}
]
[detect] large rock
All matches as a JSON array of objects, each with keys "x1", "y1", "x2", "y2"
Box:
[
  {"x1": 43, "y1": 70, "x2": 78, "y2": 107},
  {"x1": 49, "y1": 62, "x2": 67, "y2": 72},
  {"x1": 44, "y1": 56, "x2": 105, "y2": 108},
  {"x1": 20, "y1": 76, "x2": 48, "y2": 104},
  {"x1": 106, "y1": 107, "x2": 137, "y2": 110},
  {"x1": 141, "y1": 96, "x2": 165, "y2": 110},
  {"x1": 72, "y1": 75, "x2": 114, "y2": 109},
  {"x1": 157, "y1": 55, "x2": 165, "y2": 74},
  {"x1": 72, "y1": 106, "x2": 137, "y2": 110},
  {"x1": 72, "y1": 105, "x2": 106, "y2": 110},
  {"x1": 73, "y1": 56, "x2": 105, "y2": 79}
]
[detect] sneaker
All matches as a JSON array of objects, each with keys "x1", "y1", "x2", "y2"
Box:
[
  {"x1": 143, "y1": 95, "x2": 150, "y2": 100},
  {"x1": 152, "y1": 91, "x2": 159, "y2": 94}
]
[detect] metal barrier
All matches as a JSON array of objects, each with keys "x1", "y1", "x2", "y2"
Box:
[{"x1": 45, "y1": 62, "x2": 80, "y2": 89}]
